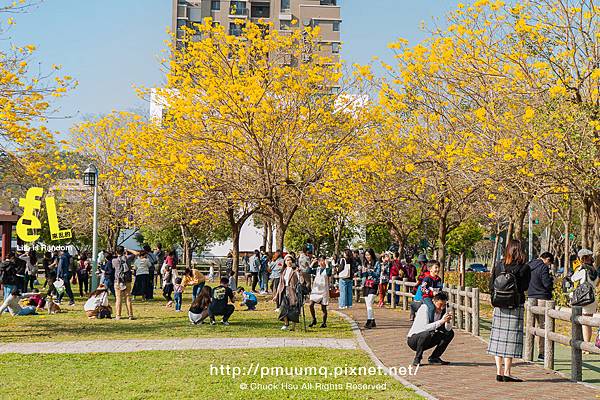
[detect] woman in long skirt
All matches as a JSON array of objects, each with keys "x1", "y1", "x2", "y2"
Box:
[
  {"x1": 273, "y1": 254, "x2": 303, "y2": 331},
  {"x1": 487, "y1": 239, "x2": 531, "y2": 382}
]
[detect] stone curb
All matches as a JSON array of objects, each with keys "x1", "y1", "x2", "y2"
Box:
[
  {"x1": 331, "y1": 309, "x2": 437, "y2": 400},
  {"x1": 0, "y1": 337, "x2": 358, "y2": 354}
]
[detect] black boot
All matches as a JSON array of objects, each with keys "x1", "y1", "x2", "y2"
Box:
[
  {"x1": 309, "y1": 319, "x2": 317, "y2": 328},
  {"x1": 371, "y1": 319, "x2": 376, "y2": 328},
  {"x1": 364, "y1": 319, "x2": 373, "y2": 329}
]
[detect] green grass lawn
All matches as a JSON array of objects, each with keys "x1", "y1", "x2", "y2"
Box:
[
  {"x1": 0, "y1": 348, "x2": 423, "y2": 400},
  {"x1": 0, "y1": 288, "x2": 352, "y2": 342}
]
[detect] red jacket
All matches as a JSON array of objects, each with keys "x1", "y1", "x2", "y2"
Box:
[{"x1": 390, "y1": 260, "x2": 401, "y2": 278}]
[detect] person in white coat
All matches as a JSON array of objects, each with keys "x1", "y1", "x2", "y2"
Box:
[
  {"x1": 571, "y1": 248, "x2": 598, "y2": 343},
  {"x1": 308, "y1": 256, "x2": 332, "y2": 328}
]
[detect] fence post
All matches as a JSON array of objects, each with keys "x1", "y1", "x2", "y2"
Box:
[
  {"x1": 472, "y1": 288, "x2": 480, "y2": 336},
  {"x1": 571, "y1": 306, "x2": 583, "y2": 382},
  {"x1": 402, "y1": 278, "x2": 408, "y2": 311},
  {"x1": 544, "y1": 300, "x2": 555, "y2": 370},
  {"x1": 391, "y1": 278, "x2": 397, "y2": 308},
  {"x1": 465, "y1": 287, "x2": 472, "y2": 333},
  {"x1": 457, "y1": 286, "x2": 464, "y2": 330},
  {"x1": 524, "y1": 298, "x2": 537, "y2": 362},
  {"x1": 448, "y1": 284, "x2": 455, "y2": 314}
]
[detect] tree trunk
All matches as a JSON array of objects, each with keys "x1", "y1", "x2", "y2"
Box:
[
  {"x1": 582, "y1": 197, "x2": 592, "y2": 249},
  {"x1": 231, "y1": 225, "x2": 241, "y2": 285},
  {"x1": 275, "y1": 220, "x2": 286, "y2": 252},
  {"x1": 262, "y1": 223, "x2": 268, "y2": 250},
  {"x1": 593, "y1": 201, "x2": 600, "y2": 269},
  {"x1": 564, "y1": 207, "x2": 572, "y2": 277},
  {"x1": 398, "y1": 237, "x2": 405, "y2": 260},
  {"x1": 179, "y1": 224, "x2": 192, "y2": 268},
  {"x1": 459, "y1": 252, "x2": 466, "y2": 287},
  {"x1": 266, "y1": 221, "x2": 273, "y2": 254},
  {"x1": 437, "y1": 216, "x2": 448, "y2": 281},
  {"x1": 333, "y1": 218, "x2": 345, "y2": 258},
  {"x1": 513, "y1": 203, "x2": 528, "y2": 240},
  {"x1": 506, "y1": 220, "x2": 514, "y2": 243},
  {"x1": 491, "y1": 223, "x2": 501, "y2": 268}
]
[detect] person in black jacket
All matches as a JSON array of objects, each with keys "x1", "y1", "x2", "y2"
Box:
[
  {"x1": 527, "y1": 252, "x2": 554, "y2": 360},
  {"x1": 487, "y1": 239, "x2": 531, "y2": 383}
]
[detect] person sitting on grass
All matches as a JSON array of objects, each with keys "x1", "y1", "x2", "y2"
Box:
[
  {"x1": 407, "y1": 291, "x2": 454, "y2": 367},
  {"x1": 237, "y1": 287, "x2": 258, "y2": 310},
  {"x1": 84, "y1": 284, "x2": 112, "y2": 319},
  {"x1": 0, "y1": 288, "x2": 38, "y2": 316},
  {"x1": 308, "y1": 255, "x2": 332, "y2": 328},
  {"x1": 208, "y1": 277, "x2": 235, "y2": 326},
  {"x1": 189, "y1": 285, "x2": 212, "y2": 325},
  {"x1": 24, "y1": 289, "x2": 47, "y2": 312}
]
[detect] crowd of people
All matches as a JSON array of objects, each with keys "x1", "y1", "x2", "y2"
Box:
[{"x1": 1, "y1": 238, "x2": 599, "y2": 385}]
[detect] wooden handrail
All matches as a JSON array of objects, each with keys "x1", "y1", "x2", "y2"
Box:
[{"x1": 525, "y1": 298, "x2": 600, "y2": 382}]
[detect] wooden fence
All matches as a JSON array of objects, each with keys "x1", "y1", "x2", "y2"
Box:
[
  {"x1": 525, "y1": 298, "x2": 600, "y2": 382},
  {"x1": 349, "y1": 277, "x2": 480, "y2": 336}
]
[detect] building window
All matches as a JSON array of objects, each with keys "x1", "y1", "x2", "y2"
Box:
[
  {"x1": 229, "y1": 1, "x2": 247, "y2": 16},
  {"x1": 320, "y1": 0, "x2": 337, "y2": 5},
  {"x1": 333, "y1": 21, "x2": 340, "y2": 32},
  {"x1": 332, "y1": 42, "x2": 340, "y2": 54},
  {"x1": 281, "y1": 0, "x2": 291, "y2": 12},
  {"x1": 177, "y1": 5, "x2": 188, "y2": 18},
  {"x1": 212, "y1": 21, "x2": 221, "y2": 28},
  {"x1": 280, "y1": 20, "x2": 291, "y2": 30},
  {"x1": 211, "y1": 1, "x2": 220, "y2": 11},
  {"x1": 229, "y1": 22, "x2": 244, "y2": 36},
  {"x1": 251, "y1": 2, "x2": 270, "y2": 18}
]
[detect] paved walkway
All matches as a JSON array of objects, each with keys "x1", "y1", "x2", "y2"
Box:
[
  {"x1": 0, "y1": 337, "x2": 357, "y2": 354},
  {"x1": 338, "y1": 306, "x2": 600, "y2": 400}
]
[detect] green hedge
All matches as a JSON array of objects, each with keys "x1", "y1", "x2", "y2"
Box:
[{"x1": 444, "y1": 271, "x2": 491, "y2": 294}]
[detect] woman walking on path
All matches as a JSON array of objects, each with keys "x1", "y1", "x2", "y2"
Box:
[
  {"x1": 378, "y1": 252, "x2": 391, "y2": 307},
  {"x1": 337, "y1": 249, "x2": 354, "y2": 310},
  {"x1": 273, "y1": 254, "x2": 304, "y2": 331},
  {"x1": 487, "y1": 239, "x2": 531, "y2": 382},
  {"x1": 361, "y1": 248, "x2": 380, "y2": 329}
]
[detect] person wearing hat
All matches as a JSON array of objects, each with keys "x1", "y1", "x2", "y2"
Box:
[
  {"x1": 571, "y1": 248, "x2": 598, "y2": 343},
  {"x1": 84, "y1": 284, "x2": 112, "y2": 319},
  {"x1": 417, "y1": 254, "x2": 429, "y2": 275}
]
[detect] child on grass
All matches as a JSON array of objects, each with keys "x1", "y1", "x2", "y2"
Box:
[
  {"x1": 174, "y1": 277, "x2": 183, "y2": 312},
  {"x1": 237, "y1": 287, "x2": 258, "y2": 310}
]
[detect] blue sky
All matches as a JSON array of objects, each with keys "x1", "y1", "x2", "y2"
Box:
[{"x1": 4, "y1": 0, "x2": 458, "y2": 136}]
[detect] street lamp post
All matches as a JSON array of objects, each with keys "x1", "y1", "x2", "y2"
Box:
[{"x1": 83, "y1": 164, "x2": 99, "y2": 291}]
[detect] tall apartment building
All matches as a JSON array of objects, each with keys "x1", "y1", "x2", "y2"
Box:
[{"x1": 172, "y1": 0, "x2": 341, "y2": 58}]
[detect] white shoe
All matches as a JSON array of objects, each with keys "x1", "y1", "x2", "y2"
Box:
[
  {"x1": 281, "y1": 325, "x2": 288, "y2": 330},
  {"x1": 259, "y1": 291, "x2": 266, "y2": 295},
  {"x1": 274, "y1": 308, "x2": 280, "y2": 313},
  {"x1": 339, "y1": 306, "x2": 347, "y2": 310},
  {"x1": 222, "y1": 321, "x2": 230, "y2": 326}
]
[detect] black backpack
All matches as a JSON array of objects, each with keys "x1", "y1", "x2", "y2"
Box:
[
  {"x1": 0, "y1": 260, "x2": 17, "y2": 285},
  {"x1": 491, "y1": 263, "x2": 520, "y2": 308}
]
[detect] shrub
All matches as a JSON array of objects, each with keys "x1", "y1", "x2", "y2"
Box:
[{"x1": 444, "y1": 271, "x2": 491, "y2": 294}]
